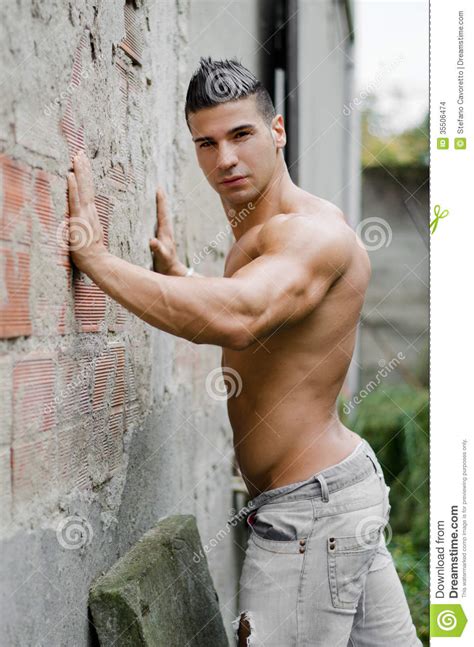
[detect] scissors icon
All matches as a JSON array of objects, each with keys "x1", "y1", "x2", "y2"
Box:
[{"x1": 430, "y1": 204, "x2": 449, "y2": 235}]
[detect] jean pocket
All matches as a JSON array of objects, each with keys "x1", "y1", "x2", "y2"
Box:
[
  {"x1": 248, "y1": 500, "x2": 314, "y2": 553},
  {"x1": 327, "y1": 524, "x2": 384, "y2": 610}
]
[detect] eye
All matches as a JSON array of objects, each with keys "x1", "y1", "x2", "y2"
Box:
[
  {"x1": 235, "y1": 131, "x2": 250, "y2": 139},
  {"x1": 199, "y1": 141, "x2": 213, "y2": 149}
]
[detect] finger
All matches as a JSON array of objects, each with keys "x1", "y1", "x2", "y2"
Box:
[
  {"x1": 67, "y1": 173, "x2": 81, "y2": 217},
  {"x1": 73, "y1": 150, "x2": 95, "y2": 205},
  {"x1": 149, "y1": 238, "x2": 164, "y2": 254},
  {"x1": 155, "y1": 188, "x2": 173, "y2": 236}
]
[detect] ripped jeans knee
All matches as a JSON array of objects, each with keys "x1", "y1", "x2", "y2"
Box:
[{"x1": 232, "y1": 609, "x2": 258, "y2": 646}]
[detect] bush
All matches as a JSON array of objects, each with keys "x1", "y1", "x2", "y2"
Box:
[{"x1": 339, "y1": 384, "x2": 429, "y2": 645}]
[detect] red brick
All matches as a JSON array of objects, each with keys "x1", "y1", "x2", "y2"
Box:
[
  {"x1": 94, "y1": 194, "x2": 111, "y2": 249},
  {"x1": 60, "y1": 101, "x2": 85, "y2": 164},
  {"x1": 87, "y1": 412, "x2": 111, "y2": 485},
  {"x1": 115, "y1": 58, "x2": 129, "y2": 107},
  {"x1": 128, "y1": 68, "x2": 143, "y2": 94},
  {"x1": 58, "y1": 354, "x2": 93, "y2": 418},
  {"x1": 34, "y1": 170, "x2": 56, "y2": 251},
  {"x1": 60, "y1": 32, "x2": 88, "y2": 164},
  {"x1": 57, "y1": 264, "x2": 73, "y2": 335},
  {"x1": 0, "y1": 247, "x2": 32, "y2": 338},
  {"x1": 11, "y1": 435, "x2": 56, "y2": 511},
  {"x1": 32, "y1": 170, "x2": 75, "y2": 337},
  {"x1": 125, "y1": 157, "x2": 145, "y2": 192},
  {"x1": 125, "y1": 400, "x2": 141, "y2": 430},
  {"x1": 106, "y1": 164, "x2": 127, "y2": 192},
  {"x1": 56, "y1": 423, "x2": 90, "y2": 491},
  {"x1": 88, "y1": 407, "x2": 124, "y2": 484},
  {"x1": 92, "y1": 345, "x2": 125, "y2": 411},
  {"x1": 34, "y1": 169, "x2": 70, "y2": 266},
  {"x1": 0, "y1": 155, "x2": 33, "y2": 339},
  {"x1": 73, "y1": 278, "x2": 107, "y2": 332},
  {"x1": 119, "y1": 3, "x2": 144, "y2": 65},
  {"x1": 108, "y1": 301, "x2": 129, "y2": 332},
  {"x1": 0, "y1": 154, "x2": 32, "y2": 246},
  {"x1": 71, "y1": 32, "x2": 89, "y2": 88},
  {"x1": 12, "y1": 354, "x2": 56, "y2": 444}
]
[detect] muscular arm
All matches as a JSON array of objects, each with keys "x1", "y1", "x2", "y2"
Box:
[
  {"x1": 82, "y1": 214, "x2": 352, "y2": 350},
  {"x1": 83, "y1": 253, "x2": 254, "y2": 348},
  {"x1": 68, "y1": 152, "x2": 351, "y2": 350},
  {"x1": 228, "y1": 213, "x2": 353, "y2": 344}
]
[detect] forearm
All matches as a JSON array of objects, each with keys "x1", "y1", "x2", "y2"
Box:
[{"x1": 83, "y1": 252, "x2": 247, "y2": 347}]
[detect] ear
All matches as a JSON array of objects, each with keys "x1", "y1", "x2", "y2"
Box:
[{"x1": 271, "y1": 114, "x2": 286, "y2": 149}]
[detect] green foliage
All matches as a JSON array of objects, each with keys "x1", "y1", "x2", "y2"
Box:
[
  {"x1": 339, "y1": 384, "x2": 429, "y2": 645},
  {"x1": 361, "y1": 104, "x2": 429, "y2": 168},
  {"x1": 391, "y1": 535, "x2": 429, "y2": 645}
]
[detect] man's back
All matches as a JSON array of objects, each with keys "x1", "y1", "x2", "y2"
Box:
[{"x1": 222, "y1": 190, "x2": 371, "y2": 497}]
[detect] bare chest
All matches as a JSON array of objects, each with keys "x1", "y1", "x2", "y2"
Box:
[{"x1": 223, "y1": 227, "x2": 263, "y2": 278}]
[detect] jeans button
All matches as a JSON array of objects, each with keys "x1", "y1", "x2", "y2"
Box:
[{"x1": 299, "y1": 539, "x2": 306, "y2": 546}]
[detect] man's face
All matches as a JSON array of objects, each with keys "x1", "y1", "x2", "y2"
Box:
[{"x1": 188, "y1": 95, "x2": 285, "y2": 205}]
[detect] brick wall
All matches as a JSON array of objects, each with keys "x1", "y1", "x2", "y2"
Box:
[
  {"x1": 0, "y1": 1, "x2": 237, "y2": 644},
  {"x1": 0, "y1": 3, "x2": 150, "y2": 529}
]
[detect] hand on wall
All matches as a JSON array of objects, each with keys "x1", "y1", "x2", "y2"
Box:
[
  {"x1": 149, "y1": 189, "x2": 187, "y2": 276},
  {"x1": 67, "y1": 151, "x2": 108, "y2": 273}
]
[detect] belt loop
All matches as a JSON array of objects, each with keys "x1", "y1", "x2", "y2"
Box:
[
  {"x1": 366, "y1": 452, "x2": 382, "y2": 478},
  {"x1": 316, "y1": 474, "x2": 330, "y2": 502}
]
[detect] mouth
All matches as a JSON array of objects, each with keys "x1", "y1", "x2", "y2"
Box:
[{"x1": 220, "y1": 176, "x2": 248, "y2": 186}]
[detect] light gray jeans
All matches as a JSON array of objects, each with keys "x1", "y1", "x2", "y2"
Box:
[{"x1": 232, "y1": 437, "x2": 422, "y2": 646}]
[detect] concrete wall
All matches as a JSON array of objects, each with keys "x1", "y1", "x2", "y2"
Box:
[
  {"x1": 0, "y1": 1, "x2": 359, "y2": 644},
  {"x1": 297, "y1": 0, "x2": 358, "y2": 218},
  {"x1": 0, "y1": 1, "x2": 237, "y2": 644},
  {"x1": 358, "y1": 166, "x2": 429, "y2": 390}
]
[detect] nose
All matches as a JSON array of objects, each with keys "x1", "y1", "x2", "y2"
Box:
[{"x1": 216, "y1": 143, "x2": 238, "y2": 171}]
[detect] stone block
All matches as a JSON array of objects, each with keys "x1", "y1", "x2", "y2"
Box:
[{"x1": 89, "y1": 515, "x2": 229, "y2": 647}]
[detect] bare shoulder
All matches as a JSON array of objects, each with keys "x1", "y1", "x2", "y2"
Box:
[{"x1": 257, "y1": 204, "x2": 357, "y2": 276}]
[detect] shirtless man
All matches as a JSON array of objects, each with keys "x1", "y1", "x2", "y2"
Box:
[{"x1": 68, "y1": 57, "x2": 421, "y2": 646}]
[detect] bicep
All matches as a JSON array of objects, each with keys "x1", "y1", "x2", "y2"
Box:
[{"x1": 231, "y1": 250, "x2": 339, "y2": 340}]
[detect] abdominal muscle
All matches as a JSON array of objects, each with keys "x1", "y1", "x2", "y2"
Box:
[{"x1": 227, "y1": 388, "x2": 362, "y2": 498}]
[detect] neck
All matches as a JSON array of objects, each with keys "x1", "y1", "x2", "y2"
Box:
[{"x1": 221, "y1": 155, "x2": 297, "y2": 241}]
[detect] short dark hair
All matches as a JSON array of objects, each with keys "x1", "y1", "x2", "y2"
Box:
[{"x1": 185, "y1": 57, "x2": 276, "y2": 127}]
